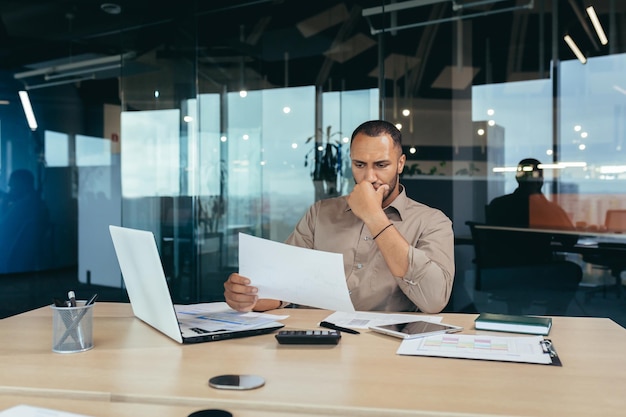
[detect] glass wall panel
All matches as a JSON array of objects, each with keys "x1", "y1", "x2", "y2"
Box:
[
  {"x1": 76, "y1": 134, "x2": 111, "y2": 167},
  {"x1": 260, "y1": 86, "x2": 315, "y2": 242},
  {"x1": 559, "y1": 54, "x2": 626, "y2": 229},
  {"x1": 376, "y1": 1, "x2": 626, "y2": 322},
  {"x1": 2, "y1": 1, "x2": 626, "y2": 326},
  {"x1": 120, "y1": 110, "x2": 181, "y2": 198},
  {"x1": 44, "y1": 131, "x2": 70, "y2": 168}
]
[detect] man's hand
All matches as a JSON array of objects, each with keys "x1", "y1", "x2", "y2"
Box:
[
  {"x1": 224, "y1": 273, "x2": 259, "y2": 312},
  {"x1": 224, "y1": 273, "x2": 282, "y2": 312},
  {"x1": 347, "y1": 182, "x2": 389, "y2": 222}
]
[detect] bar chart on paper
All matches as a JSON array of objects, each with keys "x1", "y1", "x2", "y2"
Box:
[
  {"x1": 422, "y1": 335, "x2": 510, "y2": 351},
  {"x1": 396, "y1": 334, "x2": 553, "y2": 364}
]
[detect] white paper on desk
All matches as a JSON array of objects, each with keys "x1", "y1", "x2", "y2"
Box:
[
  {"x1": 174, "y1": 302, "x2": 289, "y2": 331},
  {"x1": 0, "y1": 405, "x2": 91, "y2": 417},
  {"x1": 397, "y1": 334, "x2": 552, "y2": 364},
  {"x1": 238, "y1": 233, "x2": 355, "y2": 312},
  {"x1": 323, "y1": 311, "x2": 443, "y2": 329}
]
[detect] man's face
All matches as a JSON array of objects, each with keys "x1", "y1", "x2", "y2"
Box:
[{"x1": 350, "y1": 132, "x2": 406, "y2": 206}]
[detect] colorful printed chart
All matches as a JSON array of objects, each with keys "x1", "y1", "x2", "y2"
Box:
[{"x1": 397, "y1": 334, "x2": 554, "y2": 364}]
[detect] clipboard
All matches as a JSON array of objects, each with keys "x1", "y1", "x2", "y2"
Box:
[
  {"x1": 539, "y1": 339, "x2": 562, "y2": 366},
  {"x1": 396, "y1": 334, "x2": 562, "y2": 366}
]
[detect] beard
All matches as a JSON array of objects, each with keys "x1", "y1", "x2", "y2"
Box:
[{"x1": 382, "y1": 174, "x2": 399, "y2": 203}]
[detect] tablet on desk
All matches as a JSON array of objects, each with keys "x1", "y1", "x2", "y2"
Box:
[{"x1": 369, "y1": 320, "x2": 462, "y2": 339}]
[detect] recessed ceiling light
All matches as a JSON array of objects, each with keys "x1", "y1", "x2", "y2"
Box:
[{"x1": 101, "y1": 3, "x2": 122, "y2": 15}]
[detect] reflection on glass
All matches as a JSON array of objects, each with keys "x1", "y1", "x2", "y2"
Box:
[
  {"x1": 473, "y1": 53, "x2": 626, "y2": 233},
  {"x1": 44, "y1": 130, "x2": 69, "y2": 167},
  {"x1": 486, "y1": 158, "x2": 574, "y2": 231},
  {"x1": 121, "y1": 109, "x2": 180, "y2": 197},
  {"x1": 76, "y1": 134, "x2": 111, "y2": 167},
  {"x1": 559, "y1": 54, "x2": 626, "y2": 231}
]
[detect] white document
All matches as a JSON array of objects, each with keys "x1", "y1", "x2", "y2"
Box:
[
  {"x1": 323, "y1": 311, "x2": 443, "y2": 329},
  {"x1": 175, "y1": 302, "x2": 289, "y2": 331},
  {"x1": 238, "y1": 233, "x2": 355, "y2": 312},
  {"x1": 396, "y1": 334, "x2": 553, "y2": 364},
  {"x1": 0, "y1": 405, "x2": 91, "y2": 417}
]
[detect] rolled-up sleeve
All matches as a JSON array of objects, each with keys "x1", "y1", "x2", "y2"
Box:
[{"x1": 397, "y1": 210, "x2": 455, "y2": 313}]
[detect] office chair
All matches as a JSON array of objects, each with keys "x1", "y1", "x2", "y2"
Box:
[
  {"x1": 467, "y1": 221, "x2": 582, "y2": 315},
  {"x1": 605, "y1": 209, "x2": 626, "y2": 233},
  {"x1": 581, "y1": 210, "x2": 626, "y2": 298}
]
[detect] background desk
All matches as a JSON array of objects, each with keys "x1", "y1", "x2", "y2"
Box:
[{"x1": 1, "y1": 303, "x2": 626, "y2": 417}]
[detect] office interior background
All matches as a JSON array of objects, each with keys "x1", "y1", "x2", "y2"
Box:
[{"x1": 0, "y1": 0, "x2": 624, "y2": 325}]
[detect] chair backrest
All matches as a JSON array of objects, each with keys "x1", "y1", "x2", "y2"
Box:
[
  {"x1": 466, "y1": 221, "x2": 555, "y2": 290},
  {"x1": 605, "y1": 210, "x2": 626, "y2": 233}
]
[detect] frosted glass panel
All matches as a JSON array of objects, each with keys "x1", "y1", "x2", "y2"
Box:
[
  {"x1": 197, "y1": 94, "x2": 222, "y2": 197},
  {"x1": 120, "y1": 109, "x2": 180, "y2": 197},
  {"x1": 76, "y1": 134, "x2": 111, "y2": 167},
  {"x1": 44, "y1": 130, "x2": 69, "y2": 167}
]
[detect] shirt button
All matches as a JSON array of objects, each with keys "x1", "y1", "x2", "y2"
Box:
[{"x1": 357, "y1": 263, "x2": 363, "y2": 269}]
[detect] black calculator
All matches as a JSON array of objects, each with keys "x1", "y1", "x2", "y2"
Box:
[{"x1": 275, "y1": 330, "x2": 341, "y2": 345}]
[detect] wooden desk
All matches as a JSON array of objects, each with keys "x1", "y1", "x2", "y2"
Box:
[
  {"x1": 1, "y1": 303, "x2": 626, "y2": 417},
  {"x1": 0, "y1": 395, "x2": 314, "y2": 417}
]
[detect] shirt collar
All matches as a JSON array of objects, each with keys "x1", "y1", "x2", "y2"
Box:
[{"x1": 384, "y1": 185, "x2": 406, "y2": 221}]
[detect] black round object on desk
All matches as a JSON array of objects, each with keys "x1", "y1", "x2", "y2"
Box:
[{"x1": 188, "y1": 410, "x2": 232, "y2": 417}]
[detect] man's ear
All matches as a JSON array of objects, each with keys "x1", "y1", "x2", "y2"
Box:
[{"x1": 398, "y1": 154, "x2": 407, "y2": 173}]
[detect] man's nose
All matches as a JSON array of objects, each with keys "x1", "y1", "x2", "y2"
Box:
[{"x1": 365, "y1": 167, "x2": 377, "y2": 183}]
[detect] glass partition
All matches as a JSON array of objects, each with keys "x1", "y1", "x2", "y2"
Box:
[{"x1": 1, "y1": 1, "x2": 625, "y2": 325}]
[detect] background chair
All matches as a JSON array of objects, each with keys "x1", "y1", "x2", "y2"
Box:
[
  {"x1": 581, "y1": 209, "x2": 626, "y2": 298},
  {"x1": 467, "y1": 221, "x2": 582, "y2": 315},
  {"x1": 605, "y1": 209, "x2": 626, "y2": 233}
]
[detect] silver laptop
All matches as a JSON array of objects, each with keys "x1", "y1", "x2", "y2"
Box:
[{"x1": 109, "y1": 225, "x2": 283, "y2": 344}]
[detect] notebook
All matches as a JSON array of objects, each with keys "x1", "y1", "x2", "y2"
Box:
[{"x1": 109, "y1": 225, "x2": 284, "y2": 344}]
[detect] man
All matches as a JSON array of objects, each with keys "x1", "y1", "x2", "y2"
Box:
[
  {"x1": 224, "y1": 120, "x2": 455, "y2": 313},
  {"x1": 485, "y1": 158, "x2": 577, "y2": 264},
  {"x1": 482, "y1": 158, "x2": 581, "y2": 314},
  {"x1": 486, "y1": 158, "x2": 575, "y2": 231}
]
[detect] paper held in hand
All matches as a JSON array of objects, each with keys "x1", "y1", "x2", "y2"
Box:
[{"x1": 238, "y1": 233, "x2": 355, "y2": 312}]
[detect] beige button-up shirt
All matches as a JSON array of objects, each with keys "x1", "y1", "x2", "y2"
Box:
[{"x1": 285, "y1": 187, "x2": 455, "y2": 313}]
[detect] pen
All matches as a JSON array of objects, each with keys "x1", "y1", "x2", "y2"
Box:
[
  {"x1": 68, "y1": 291, "x2": 77, "y2": 307},
  {"x1": 85, "y1": 293, "x2": 99, "y2": 306},
  {"x1": 319, "y1": 321, "x2": 360, "y2": 335}
]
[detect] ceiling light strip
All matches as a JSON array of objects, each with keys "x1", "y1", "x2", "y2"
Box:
[
  {"x1": 18, "y1": 91, "x2": 38, "y2": 130},
  {"x1": 563, "y1": 35, "x2": 587, "y2": 64},
  {"x1": 586, "y1": 6, "x2": 608, "y2": 45}
]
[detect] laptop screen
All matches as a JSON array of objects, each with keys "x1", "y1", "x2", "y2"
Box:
[{"x1": 109, "y1": 225, "x2": 284, "y2": 344}]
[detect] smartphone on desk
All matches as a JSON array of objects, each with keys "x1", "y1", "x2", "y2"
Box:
[{"x1": 369, "y1": 320, "x2": 462, "y2": 339}]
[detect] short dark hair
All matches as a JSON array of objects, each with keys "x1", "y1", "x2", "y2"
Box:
[
  {"x1": 515, "y1": 158, "x2": 543, "y2": 182},
  {"x1": 8, "y1": 169, "x2": 35, "y2": 191},
  {"x1": 350, "y1": 120, "x2": 402, "y2": 151}
]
